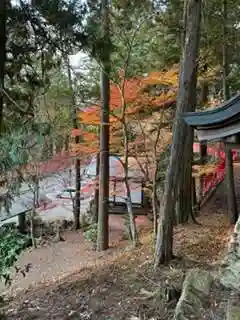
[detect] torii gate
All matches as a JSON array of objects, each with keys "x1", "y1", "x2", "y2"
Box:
[{"x1": 184, "y1": 94, "x2": 240, "y2": 225}]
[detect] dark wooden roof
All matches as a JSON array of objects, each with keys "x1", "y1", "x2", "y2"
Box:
[
  {"x1": 183, "y1": 93, "x2": 240, "y2": 142},
  {"x1": 183, "y1": 94, "x2": 240, "y2": 128}
]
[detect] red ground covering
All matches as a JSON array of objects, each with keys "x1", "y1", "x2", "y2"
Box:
[
  {"x1": 193, "y1": 143, "x2": 237, "y2": 195},
  {"x1": 35, "y1": 143, "x2": 237, "y2": 201}
]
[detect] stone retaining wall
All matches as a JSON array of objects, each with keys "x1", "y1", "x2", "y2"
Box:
[{"x1": 173, "y1": 216, "x2": 240, "y2": 320}]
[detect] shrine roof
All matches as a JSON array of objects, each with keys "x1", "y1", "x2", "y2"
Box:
[{"x1": 183, "y1": 94, "x2": 240, "y2": 128}]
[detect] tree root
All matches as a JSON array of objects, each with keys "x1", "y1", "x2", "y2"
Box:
[{"x1": 190, "y1": 209, "x2": 202, "y2": 226}]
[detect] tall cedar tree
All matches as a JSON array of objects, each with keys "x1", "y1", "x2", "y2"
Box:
[
  {"x1": 66, "y1": 57, "x2": 81, "y2": 230},
  {"x1": 222, "y1": 0, "x2": 238, "y2": 224},
  {"x1": 97, "y1": 0, "x2": 110, "y2": 251},
  {"x1": 154, "y1": 0, "x2": 202, "y2": 267}
]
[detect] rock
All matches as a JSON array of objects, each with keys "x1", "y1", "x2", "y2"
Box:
[
  {"x1": 220, "y1": 216, "x2": 240, "y2": 293},
  {"x1": 174, "y1": 269, "x2": 213, "y2": 320},
  {"x1": 226, "y1": 304, "x2": 240, "y2": 320},
  {"x1": 220, "y1": 260, "x2": 240, "y2": 293},
  {"x1": 68, "y1": 310, "x2": 77, "y2": 317}
]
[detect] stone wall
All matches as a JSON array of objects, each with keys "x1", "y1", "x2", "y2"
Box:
[
  {"x1": 174, "y1": 269, "x2": 213, "y2": 320},
  {"x1": 173, "y1": 215, "x2": 240, "y2": 320}
]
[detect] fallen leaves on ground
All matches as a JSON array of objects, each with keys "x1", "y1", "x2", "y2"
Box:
[
  {"x1": 3, "y1": 167, "x2": 239, "y2": 319},
  {"x1": 2, "y1": 210, "x2": 231, "y2": 320}
]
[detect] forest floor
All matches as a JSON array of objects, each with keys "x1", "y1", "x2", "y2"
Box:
[{"x1": 2, "y1": 166, "x2": 240, "y2": 319}]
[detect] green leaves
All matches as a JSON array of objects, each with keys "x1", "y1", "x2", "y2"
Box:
[{"x1": 0, "y1": 225, "x2": 31, "y2": 286}]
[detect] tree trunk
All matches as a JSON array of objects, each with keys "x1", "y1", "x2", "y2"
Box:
[
  {"x1": 199, "y1": 142, "x2": 207, "y2": 200},
  {"x1": 97, "y1": 0, "x2": 110, "y2": 251},
  {"x1": 74, "y1": 158, "x2": 81, "y2": 230},
  {"x1": 18, "y1": 213, "x2": 26, "y2": 234},
  {"x1": 64, "y1": 135, "x2": 69, "y2": 151},
  {"x1": 66, "y1": 57, "x2": 81, "y2": 230},
  {"x1": 222, "y1": 0, "x2": 230, "y2": 101},
  {"x1": 30, "y1": 210, "x2": 37, "y2": 249},
  {"x1": 225, "y1": 147, "x2": 238, "y2": 224},
  {"x1": 175, "y1": 0, "x2": 198, "y2": 225},
  {"x1": 222, "y1": 0, "x2": 238, "y2": 224},
  {"x1": 176, "y1": 126, "x2": 193, "y2": 224},
  {"x1": 152, "y1": 167, "x2": 160, "y2": 237},
  {"x1": 92, "y1": 152, "x2": 100, "y2": 224},
  {"x1": 122, "y1": 121, "x2": 139, "y2": 246},
  {"x1": 33, "y1": 175, "x2": 40, "y2": 208},
  {"x1": 125, "y1": 175, "x2": 138, "y2": 246},
  {"x1": 154, "y1": 0, "x2": 202, "y2": 268},
  {"x1": 196, "y1": 82, "x2": 208, "y2": 202},
  {"x1": 192, "y1": 177, "x2": 198, "y2": 216},
  {"x1": 200, "y1": 82, "x2": 209, "y2": 107},
  {"x1": 0, "y1": 0, "x2": 6, "y2": 134},
  {"x1": 31, "y1": 191, "x2": 37, "y2": 248}
]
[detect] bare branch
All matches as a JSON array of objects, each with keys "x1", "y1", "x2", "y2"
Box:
[{"x1": 2, "y1": 88, "x2": 29, "y2": 114}]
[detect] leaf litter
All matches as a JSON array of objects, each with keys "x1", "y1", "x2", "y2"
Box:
[{"x1": 2, "y1": 176, "x2": 237, "y2": 319}]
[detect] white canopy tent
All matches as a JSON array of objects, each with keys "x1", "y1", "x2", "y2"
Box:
[{"x1": 84, "y1": 154, "x2": 144, "y2": 204}]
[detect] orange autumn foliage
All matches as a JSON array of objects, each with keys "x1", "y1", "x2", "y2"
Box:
[
  {"x1": 78, "y1": 66, "x2": 178, "y2": 126},
  {"x1": 70, "y1": 128, "x2": 99, "y2": 157},
  {"x1": 73, "y1": 66, "x2": 179, "y2": 157},
  {"x1": 143, "y1": 65, "x2": 179, "y2": 86}
]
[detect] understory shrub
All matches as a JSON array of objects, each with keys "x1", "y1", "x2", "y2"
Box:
[
  {"x1": 83, "y1": 223, "x2": 98, "y2": 248},
  {"x1": 0, "y1": 224, "x2": 31, "y2": 286}
]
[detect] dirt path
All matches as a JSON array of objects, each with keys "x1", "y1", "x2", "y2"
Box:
[
  {"x1": 1, "y1": 215, "x2": 151, "y2": 297},
  {"x1": 2, "y1": 165, "x2": 240, "y2": 319},
  {"x1": 3, "y1": 211, "x2": 230, "y2": 320}
]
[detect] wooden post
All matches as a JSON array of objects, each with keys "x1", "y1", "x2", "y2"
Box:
[
  {"x1": 192, "y1": 177, "x2": 198, "y2": 215},
  {"x1": 225, "y1": 146, "x2": 238, "y2": 224},
  {"x1": 18, "y1": 212, "x2": 26, "y2": 234},
  {"x1": 199, "y1": 142, "x2": 207, "y2": 200}
]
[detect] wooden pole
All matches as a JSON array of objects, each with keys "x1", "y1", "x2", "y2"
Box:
[
  {"x1": 199, "y1": 142, "x2": 207, "y2": 201},
  {"x1": 18, "y1": 213, "x2": 26, "y2": 234}
]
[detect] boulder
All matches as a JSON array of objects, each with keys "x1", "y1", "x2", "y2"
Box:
[
  {"x1": 226, "y1": 303, "x2": 240, "y2": 320},
  {"x1": 174, "y1": 269, "x2": 213, "y2": 320},
  {"x1": 220, "y1": 216, "x2": 240, "y2": 293},
  {"x1": 220, "y1": 259, "x2": 240, "y2": 293}
]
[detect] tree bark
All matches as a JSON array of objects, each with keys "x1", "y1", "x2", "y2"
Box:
[
  {"x1": 222, "y1": 0, "x2": 238, "y2": 225},
  {"x1": 92, "y1": 152, "x2": 100, "y2": 224},
  {"x1": 0, "y1": 0, "x2": 6, "y2": 134},
  {"x1": 154, "y1": 0, "x2": 202, "y2": 267},
  {"x1": 125, "y1": 175, "x2": 138, "y2": 246},
  {"x1": 97, "y1": 0, "x2": 110, "y2": 251},
  {"x1": 200, "y1": 82, "x2": 209, "y2": 107},
  {"x1": 222, "y1": 0, "x2": 230, "y2": 101},
  {"x1": 225, "y1": 147, "x2": 238, "y2": 224},
  {"x1": 152, "y1": 178, "x2": 158, "y2": 237},
  {"x1": 176, "y1": 0, "x2": 199, "y2": 225},
  {"x1": 122, "y1": 124, "x2": 138, "y2": 246},
  {"x1": 66, "y1": 57, "x2": 81, "y2": 230},
  {"x1": 18, "y1": 213, "x2": 26, "y2": 234},
  {"x1": 192, "y1": 177, "x2": 198, "y2": 215},
  {"x1": 74, "y1": 158, "x2": 81, "y2": 230},
  {"x1": 199, "y1": 142, "x2": 207, "y2": 200},
  {"x1": 176, "y1": 126, "x2": 193, "y2": 224},
  {"x1": 31, "y1": 189, "x2": 38, "y2": 249}
]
